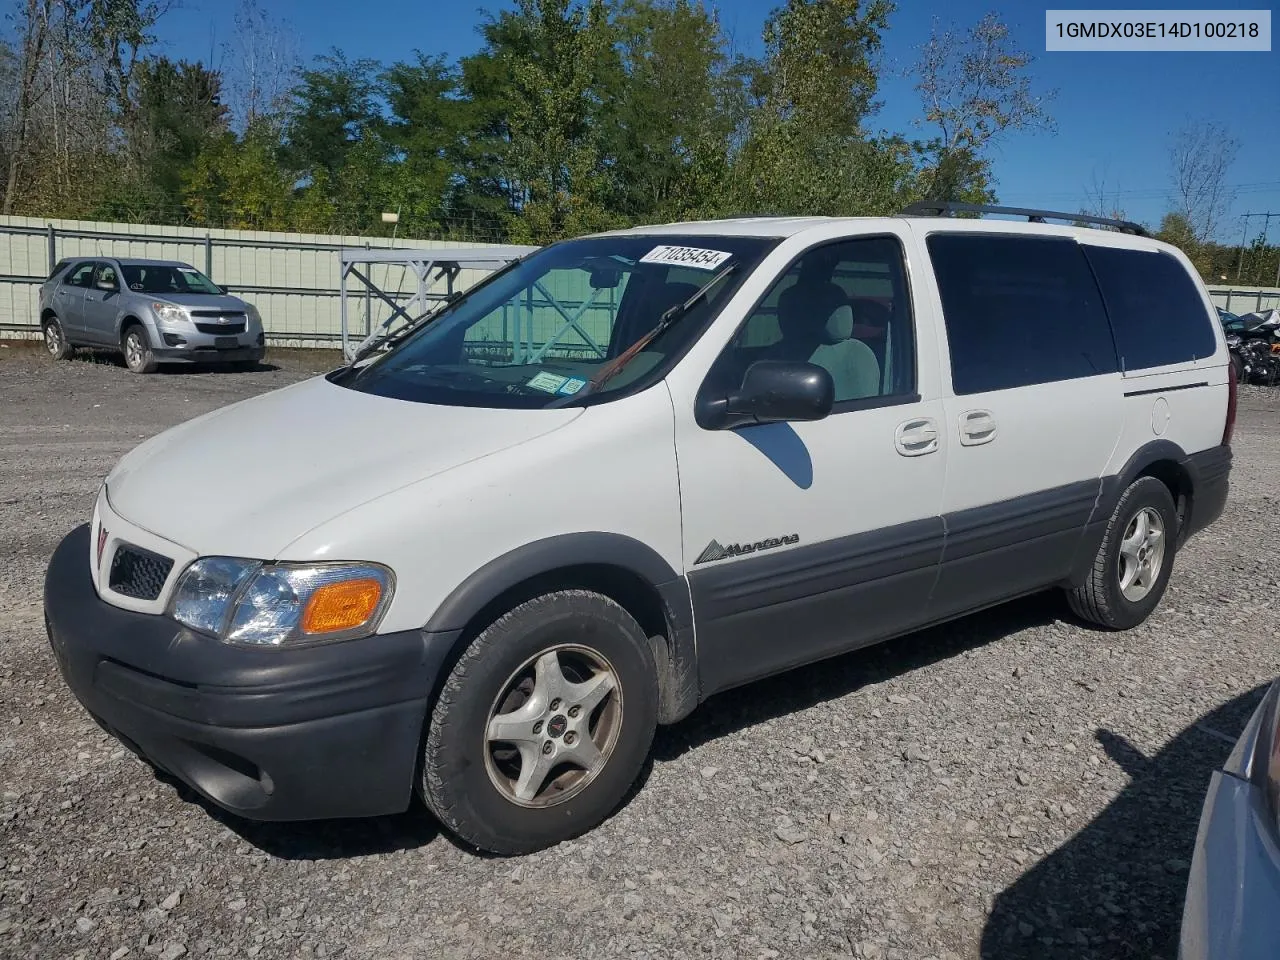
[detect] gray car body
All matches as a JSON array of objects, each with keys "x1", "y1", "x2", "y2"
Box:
[
  {"x1": 39, "y1": 257, "x2": 264, "y2": 365},
  {"x1": 1180, "y1": 678, "x2": 1280, "y2": 959}
]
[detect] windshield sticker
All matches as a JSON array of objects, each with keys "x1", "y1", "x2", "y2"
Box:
[
  {"x1": 556, "y1": 377, "x2": 587, "y2": 396},
  {"x1": 638, "y1": 245, "x2": 732, "y2": 271},
  {"x1": 526, "y1": 371, "x2": 569, "y2": 393}
]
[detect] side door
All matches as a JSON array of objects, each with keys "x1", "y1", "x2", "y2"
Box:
[
  {"x1": 53, "y1": 261, "x2": 96, "y2": 338},
  {"x1": 670, "y1": 229, "x2": 948, "y2": 698},
  {"x1": 81, "y1": 261, "x2": 122, "y2": 345},
  {"x1": 916, "y1": 230, "x2": 1124, "y2": 621}
]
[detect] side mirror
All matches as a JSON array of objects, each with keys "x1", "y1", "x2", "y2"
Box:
[
  {"x1": 96, "y1": 278, "x2": 117, "y2": 292},
  {"x1": 697, "y1": 360, "x2": 835, "y2": 430}
]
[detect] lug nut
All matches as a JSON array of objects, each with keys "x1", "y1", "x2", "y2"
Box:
[
  {"x1": 533, "y1": 721, "x2": 543, "y2": 735},
  {"x1": 550, "y1": 698, "x2": 562, "y2": 711},
  {"x1": 568, "y1": 705, "x2": 581, "y2": 718},
  {"x1": 542, "y1": 740, "x2": 554, "y2": 755},
  {"x1": 564, "y1": 731, "x2": 578, "y2": 745}
]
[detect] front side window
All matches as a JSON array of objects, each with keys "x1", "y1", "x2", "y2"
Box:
[
  {"x1": 333, "y1": 235, "x2": 777, "y2": 408},
  {"x1": 927, "y1": 234, "x2": 1118, "y2": 395},
  {"x1": 705, "y1": 236, "x2": 917, "y2": 405},
  {"x1": 121, "y1": 264, "x2": 222, "y2": 295},
  {"x1": 65, "y1": 262, "x2": 96, "y2": 288},
  {"x1": 1083, "y1": 246, "x2": 1217, "y2": 370}
]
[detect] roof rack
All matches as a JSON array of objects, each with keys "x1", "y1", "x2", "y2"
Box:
[{"x1": 901, "y1": 201, "x2": 1148, "y2": 237}]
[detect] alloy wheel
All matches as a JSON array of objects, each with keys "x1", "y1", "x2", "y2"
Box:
[
  {"x1": 1118, "y1": 506, "x2": 1166, "y2": 602},
  {"x1": 484, "y1": 644, "x2": 623, "y2": 808}
]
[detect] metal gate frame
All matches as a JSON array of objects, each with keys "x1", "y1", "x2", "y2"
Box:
[{"x1": 338, "y1": 245, "x2": 537, "y2": 360}]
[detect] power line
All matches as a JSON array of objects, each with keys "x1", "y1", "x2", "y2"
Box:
[{"x1": 1001, "y1": 180, "x2": 1280, "y2": 204}]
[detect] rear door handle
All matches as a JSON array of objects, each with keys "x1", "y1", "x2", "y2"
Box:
[
  {"x1": 895, "y1": 417, "x2": 939, "y2": 457},
  {"x1": 959, "y1": 409, "x2": 997, "y2": 446}
]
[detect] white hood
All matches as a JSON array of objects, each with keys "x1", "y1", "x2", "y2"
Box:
[{"x1": 106, "y1": 375, "x2": 582, "y2": 559}]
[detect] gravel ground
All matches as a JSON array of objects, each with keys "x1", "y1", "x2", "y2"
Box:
[{"x1": 2, "y1": 341, "x2": 1279, "y2": 960}]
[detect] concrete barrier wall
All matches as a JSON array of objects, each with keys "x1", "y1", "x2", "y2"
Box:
[{"x1": 1207, "y1": 286, "x2": 1280, "y2": 315}]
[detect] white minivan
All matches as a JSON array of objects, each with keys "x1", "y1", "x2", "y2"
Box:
[{"x1": 45, "y1": 204, "x2": 1234, "y2": 855}]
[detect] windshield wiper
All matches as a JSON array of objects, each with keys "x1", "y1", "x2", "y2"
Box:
[{"x1": 577, "y1": 262, "x2": 739, "y2": 397}]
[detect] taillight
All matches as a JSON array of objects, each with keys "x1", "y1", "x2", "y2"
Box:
[{"x1": 1223, "y1": 360, "x2": 1238, "y2": 446}]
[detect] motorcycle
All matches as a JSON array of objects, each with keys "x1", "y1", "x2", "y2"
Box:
[
  {"x1": 1227, "y1": 332, "x2": 1280, "y2": 385},
  {"x1": 1223, "y1": 308, "x2": 1280, "y2": 385}
]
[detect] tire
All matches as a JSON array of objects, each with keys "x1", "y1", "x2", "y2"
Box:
[
  {"x1": 42, "y1": 315, "x2": 73, "y2": 360},
  {"x1": 1229, "y1": 352, "x2": 1243, "y2": 384},
  {"x1": 121, "y1": 325, "x2": 157, "y2": 374},
  {"x1": 422, "y1": 590, "x2": 658, "y2": 855},
  {"x1": 1066, "y1": 476, "x2": 1178, "y2": 630}
]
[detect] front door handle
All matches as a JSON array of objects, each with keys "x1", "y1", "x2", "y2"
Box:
[
  {"x1": 895, "y1": 417, "x2": 939, "y2": 457},
  {"x1": 959, "y1": 409, "x2": 997, "y2": 446}
]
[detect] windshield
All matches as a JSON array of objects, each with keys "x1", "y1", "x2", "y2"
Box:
[
  {"x1": 121, "y1": 263, "x2": 222, "y2": 295},
  {"x1": 332, "y1": 234, "x2": 777, "y2": 408}
]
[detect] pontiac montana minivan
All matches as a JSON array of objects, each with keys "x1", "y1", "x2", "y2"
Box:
[{"x1": 44, "y1": 205, "x2": 1233, "y2": 854}]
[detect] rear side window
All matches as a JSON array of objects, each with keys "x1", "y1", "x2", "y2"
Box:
[
  {"x1": 1082, "y1": 246, "x2": 1216, "y2": 370},
  {"x1": 927, "y1": 234, "x2": 1117, "y2": 395}
]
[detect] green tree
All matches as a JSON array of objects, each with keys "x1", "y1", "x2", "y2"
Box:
[
  {"x1": 458, "y1": 0, "x2": 620, "y2": 242},
  {"x1": 183, "y1": 124, "x2": 294, "y2": 228},
  {"x1": 913, "y1": 12, "x2": 1054, "y2": 202},
  {"x1": 732, "y1": 0, "x2": 910, "y2": 216},
  {"x1": 378, "y1": 54, "x2": 469, "y2": 235},
  {"x1": 287, "y1": 50, "x2": 381, "y2": 182},
  {"x1": 604, "y1": 0, "x2": 743, "y2": 221},
  {"x1": 97, "y1": 57, "x2": 230, "y2": 218},
  {"x1": 86, "y1": 0, "x2": 169, "y2": 122}
]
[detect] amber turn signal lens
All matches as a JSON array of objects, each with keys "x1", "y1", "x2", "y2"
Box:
[{"x1": 301, "y1": 578, "x2": 383, "y2": 634}]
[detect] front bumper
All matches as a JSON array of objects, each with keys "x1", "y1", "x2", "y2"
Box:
[
  {"x1": 153, "y1": 345, "x2": 265, "y2": 364},
  {"x1": 1180, "y1": 690, "x2": 1280, "y2": 959},
  {"x1": 152, "y1": 321, "x2": 265, "y2": 363},
  {"x1": 44, "y1": 524, "x2": 456, "y2": 821}
]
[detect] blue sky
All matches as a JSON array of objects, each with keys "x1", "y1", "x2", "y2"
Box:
[{"x1": 160, "y1": 0, "x2": 1279, "y2": 242}]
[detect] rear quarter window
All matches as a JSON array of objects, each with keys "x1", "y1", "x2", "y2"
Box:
[
  {"x1": 1082, "y1": 246, "x2": 1217, "y2": 370},
  {"x1": 927, "y1": 234, "x2": 1118, "y2": 395}
]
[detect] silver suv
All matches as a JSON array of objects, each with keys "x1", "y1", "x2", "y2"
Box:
[{"x1": 39, "y1": 257, "x2": 266, "y2": 373}]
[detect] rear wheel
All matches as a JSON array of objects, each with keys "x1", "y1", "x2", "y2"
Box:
[
  {"x1": 43, "y1": 315, "x2": 73, "y2": 360},
  {"x1": 121, "y1": 326, "x2": 157, "y2": 374},
  {"x1": 1067, "y1": 476, "x2": 1178, "y2": 630},
  {"x1": 421, "y1": 590, "x2": 658, "y2": 855}
]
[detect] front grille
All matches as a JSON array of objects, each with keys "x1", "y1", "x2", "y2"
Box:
[
  {"x1": 190, "y1": 310, "x2": 246, "y2": 318},
  {"x1": 195, "y1": 322, "x2": 246, "y2": 335},
  {"x1": 108, "y1": 544, "x2": 174, "y2": 600}
]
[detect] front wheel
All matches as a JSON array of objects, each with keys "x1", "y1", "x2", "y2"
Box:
[
  {"x1": 1066, "y1": 476, "x2": 1178, "y2": 630},
  {"x1": 421, "y1": 590, "x2": 658, "y2": 855},
  {"x1": 122, "y1": 326, "x2": 157, "y2": 374}
]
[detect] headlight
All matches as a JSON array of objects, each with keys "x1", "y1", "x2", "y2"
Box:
[
  {"x1": 152, "y1": 302, "x2": 188, "y2": 324},
  {"x1": 168, "y1": 558, "x2": 394, "y2": 646},
  {"x1": 245, "y1": 303, "x2": 262, "y2": 325}
]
